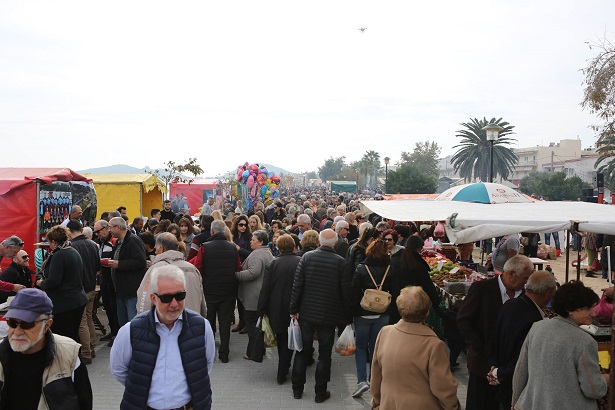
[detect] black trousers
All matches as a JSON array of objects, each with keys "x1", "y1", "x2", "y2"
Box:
[
  {"x1": 276, "y1": 329, "x2": 294, "y2": 378},
  {"x1": 51, "y1": 304, "x2": 86, "y2": 343},
  {"x1": 100, "y1": 269, "x2": 119, "y2": 335},
  {"x1": 205, "y1": 294, "x2": 235, "y2": 357},
  {"x1": 466, "y1": 372, "x2": 499, "y2": 410},
  {"x1": 244, "y1": 310, "x2": 259, "y2": 358},
  {"x1": 291, "y1": 319, "x2": 335, "y2": 394}
]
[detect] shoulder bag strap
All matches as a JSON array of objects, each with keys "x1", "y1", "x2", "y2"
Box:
[
  {"x1": 364, "y1": 265, "x2": 378, "y2": 288},
  {"x1": 365, "y1": 265, "x2": 390, "y2": 290}
]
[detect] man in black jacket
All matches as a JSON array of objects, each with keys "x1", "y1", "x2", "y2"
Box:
[
  {"x1": 194, "y1": 220, "x2": 241, "y2": 363},
  {"x1": 93, "y1": 219, "x2": 119, "y2": 345},
  {"x1": 289, "y1": 229, "x2": 352, "y2": 403},
  {"x1": 489, "y1": 270, "x2": 556, "y2": 409},
  {"x1": 0, "y1": 250, "x2": 31, "y2": 302},
  {"x1": 107, "y1": 217, "x2": 147, "y2": 327},
  {"x1": 67, "y1": 220, "x2": 101, "y2": 364}
]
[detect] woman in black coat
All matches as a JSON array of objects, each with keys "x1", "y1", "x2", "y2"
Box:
[
  {"x1": 257, "y1": 234, "x2": 301, "y2": 384},
  {"x1": 351, "y1": 239, "x2": 395, "y2": 397},
  {"x1": 37, "y1": 225, "x2": 88, "y2": 342},
  {"x1": 345, "y1": 227, "x2": 380, "y2": 282}
]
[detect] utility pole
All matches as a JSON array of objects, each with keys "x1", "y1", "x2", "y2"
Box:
[{"x1": 551, "y1": 151, "x2": 554, "y2": 172}]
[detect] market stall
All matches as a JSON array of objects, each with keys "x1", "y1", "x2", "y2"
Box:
[
  {"x1": 0, "y1": 168, "x2": 96, "y2": 269},
  {"x1": 169, "y1": 179, "x2": 220, "y2": 216},
  {"x1": 84, "y1": 173, "x2": 166, "y2": 221}
]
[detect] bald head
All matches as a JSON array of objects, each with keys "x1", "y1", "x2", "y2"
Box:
[
  {"x1": 319, "y1": 229, "x2": 337, "y2": 247},
  {"x1": 525, "y1": 270, "x2": 557, "y2": 295}
]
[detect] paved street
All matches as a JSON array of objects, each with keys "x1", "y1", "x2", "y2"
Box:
[{"x1": 88, "y1": 312, "x2": 469, "y2": 409}]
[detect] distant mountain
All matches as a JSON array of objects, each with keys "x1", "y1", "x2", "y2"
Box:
[{"x1": 78, "y1": 164, "x2": 146, "y2": 174}]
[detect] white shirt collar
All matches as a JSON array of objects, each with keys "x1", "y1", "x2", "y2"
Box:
[{"x1": 497, "y1": 275, "x2": 522, "y2": 304}]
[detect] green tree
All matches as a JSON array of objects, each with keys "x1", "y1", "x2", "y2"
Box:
[
  {"x1": 146, "y1": 158, "x2": 203, "y2": 198},
  {"x1": 400, "y1": 141, "x2": 441, "y2": 177},
  {"x1": 386, "y1": 163, "x2": 438, "y2": 194},
  {"x1": 306, "y1": 171, "x2": 318, "y2": 179},
  {"x1": 519, "y1": 171, "x2": 591, "y2": 200},
  {"x1": 451, "y1": 117, "x2": 518, "y2": 182},
  {"x1": 581, "y1": 39, "x2": 615, "y2": 190},
  {"x1": 318, "y1": 156, "x2": 346, "y2": 181}
]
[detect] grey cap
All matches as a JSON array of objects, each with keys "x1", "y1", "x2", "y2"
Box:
[{"x1": 1, "y1": 236, "x2": 24, "y2": 247}]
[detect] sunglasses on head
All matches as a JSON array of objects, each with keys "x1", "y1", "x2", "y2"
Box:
[
  {"x1": 154, "y1": 291, "x2": 187, "y2": 304},
  {"x1": 7, "y1": 318, "x2": 48, "y2": 330}
]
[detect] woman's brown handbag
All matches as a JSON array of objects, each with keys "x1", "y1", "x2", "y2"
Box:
[{"x1": 360, "y1": 266, "x2": 391, "y2": 313}]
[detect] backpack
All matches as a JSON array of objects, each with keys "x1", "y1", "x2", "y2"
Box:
[{"x1": 360, "y1": 266, "x2": 391, "y2": 313}]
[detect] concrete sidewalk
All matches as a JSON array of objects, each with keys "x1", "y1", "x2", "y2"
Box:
[{"x1": 88, "y1": 313, "x2": 468, "y2": 409}]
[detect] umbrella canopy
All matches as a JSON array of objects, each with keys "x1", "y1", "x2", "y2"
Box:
[{"x1": 435, "y1": 182, "x2": 531, "y2": 204}]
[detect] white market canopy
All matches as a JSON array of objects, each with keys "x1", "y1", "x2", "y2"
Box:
[{"x1": 359, "y1": 199, "x2": 615, "y2": 244}]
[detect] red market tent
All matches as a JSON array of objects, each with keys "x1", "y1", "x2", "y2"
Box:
[{"x1": 0, "y1": 168, "x2": 95, "y2": 270}]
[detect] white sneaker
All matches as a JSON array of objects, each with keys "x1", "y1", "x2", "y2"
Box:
[{"x1": 352, "y1": 381, "x2": 370, "y2": 397}]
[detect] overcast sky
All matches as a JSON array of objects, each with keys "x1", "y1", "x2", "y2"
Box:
[{"x1": 1, "y1": 1, "x2": 614, "y2": 176}]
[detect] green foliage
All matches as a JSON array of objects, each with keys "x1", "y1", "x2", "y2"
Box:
[
  {"x1": 318, "y1": 157, "x2": 346, "y2": 181},
  {"x1": 400, "y1": 141, "x2": 441, "y2": 177},
  {"x1": 386, "y1": 163, "x2": 438, "y2": 194},
  {"x1": 146, "y1": 158, "x2": 203, "y2": 188},
  {"x1": 582, "y1": 40, "x2": 615, "y2": 190},
  {"x1": 306, "y1": 171, "x2": 318, "y2": 179},
  {"x1": 518, "y1": 171, "x2": 591, "y2": 200},
  {"x1": 451, "y1": 117, "x2": 518, "y2": 182}
]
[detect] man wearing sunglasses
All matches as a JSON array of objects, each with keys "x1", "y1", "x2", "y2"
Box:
[
  {"x1": 0, "y1": 250, "x2": 32, "y2": 303},
  {"x1": 0, "y1": 236, "x2": 24, "y2": 273},
  {"x1": 0, "y1": 288, "x2": 93, "y2": 409},
  {"x1": 111, "y1": 265, "x2": 214, "y2": 410}
]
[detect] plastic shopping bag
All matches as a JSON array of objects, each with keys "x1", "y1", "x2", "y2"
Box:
[
  {"x1": 335, "y1": 325, "x2": 356, "y2": 356},
  {"x1": 288, "y1": 318, "x2": 303, "y2": 352},
  {"x1": 261, "y1": 315, "x2": 277, "y2": 348},
  {"x1": 594, "y1": 292, "x2": 613, "y2": 325}
]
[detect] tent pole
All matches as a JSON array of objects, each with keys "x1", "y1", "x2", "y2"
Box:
[{"x1": 565, "y1": 230, "x2": 570, "y2": 283}]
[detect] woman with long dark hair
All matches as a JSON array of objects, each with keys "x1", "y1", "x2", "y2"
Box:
[
  {"x1": 231, "y1": 215, "x2": 253, "y2": 333},
  {"x1": 351, "y1": 239, "x2": 394, "y2": 398},
  {"x1": 37, "y1": 225, "x2": 87, "y2": 342}
]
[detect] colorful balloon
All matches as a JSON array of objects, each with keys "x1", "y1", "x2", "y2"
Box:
[
  {"x1": 247, "y1": 175, "x2": 255, "y2": 189},
  {"x1": 272, "y1": 175, "x2": 280, "y2": 184}
]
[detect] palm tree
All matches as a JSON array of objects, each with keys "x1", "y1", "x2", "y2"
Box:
[
  {"x1": 360, "y1": 150, "x2": 380, "y2": 188},
  {"x1": 451, "y1": 117, "x2": 518, "y2": 182}
]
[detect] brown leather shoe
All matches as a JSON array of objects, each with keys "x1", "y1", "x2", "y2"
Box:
[{"x1": 231, "y1": 322, "x2": 245, "y2": 333}]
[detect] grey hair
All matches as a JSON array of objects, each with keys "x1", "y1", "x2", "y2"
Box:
[
  {"x1": 108, "y1": 211, "x2": 122, "y2": 218},
  {"x1": 326, "y1": 208, "x2": 336, "y2": 217},
  {"x1": 83, "y1": 227, "x2": 93, "y2": 239},
  {"x1": 335, "y1": 220, "x2": 349, "y2": 233},
  {"x1": 375, "y1": 221, "x2": 390, "y2": 231},
  {"x1": 156, "y1": 232, "x2": 179, "y2": 251},
  {"x1": 525, "y1": 271, "x2": 557, "y2": 295},
  {"x1": 358, "y1": 222, "x2": 373, "y2": 236},
  {"x1": 252, "y1": 230, "x2": 269, "y2": 244},
  {"x1": 150, "y1": 265, "x2": 186, "y2": 294},
  {"x1": 503, "y1": 255, "x2": 534, "y2": 276},
  {"x1": 96, "y1": 220, "x2": 110, "y2": 229},
  {"x1": 211, "y1": 219, "x2": 227, "y2": 235},
  {"x1": 110, "y1": 217, "x2": 127, "y2": 230},
  {"x1": 319, "y1": 229, "x2": 338, "y2": 247},
  {"x1": 304, "y1": 208, "x2": 313, "y2": 216},
  {"x1": 297, "y1": 214, "x2": 311, "y2": 225}
]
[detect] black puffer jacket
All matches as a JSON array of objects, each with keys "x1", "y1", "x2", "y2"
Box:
[
  {"x1": 289, "y1": 246, "x2": 351, "y2": 325},
  {"x1": 112, "y1": 231, "x2": 147, "y2": 298},
  {"x1": 352, "y1": 257, "x2": 395, "y2": 317}
]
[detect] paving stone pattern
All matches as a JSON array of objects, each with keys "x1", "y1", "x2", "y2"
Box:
[{"x1": 88, "y1": 311, "x2": 468, "y2": 409}]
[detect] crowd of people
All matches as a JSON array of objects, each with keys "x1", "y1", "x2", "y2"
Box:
[{"x1": 0, "y1": 188, "x2": 610, "y2": 409}]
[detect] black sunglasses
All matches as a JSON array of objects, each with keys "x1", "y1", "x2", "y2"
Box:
[
  {"x1": 154, "y1": 291, "x2": 187, "y2": 304},
  {"x1": 238, "y1": 223, "x2": 247, "y2": 227},
  {"x1": 7, "y1": 318, "x2": 48, "y2": 330},
  {"x1": 21, "y1": 255, "x2": 30, "y2": 260}
]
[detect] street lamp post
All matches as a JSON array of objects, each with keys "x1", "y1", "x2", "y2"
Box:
[
  {"x1": 355, "y1": 170, "x2": 359, "y2": 193},
  {"x1": 384, "y1": 157, "x2": 390, "y2": 193},
  {"x1": 482, "y1": 124, "x2": 503, "y2": 183}
]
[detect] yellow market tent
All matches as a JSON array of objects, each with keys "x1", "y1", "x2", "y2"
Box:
[{"x1": 84, "y1": 174, "x2": 167, "y2": 221}]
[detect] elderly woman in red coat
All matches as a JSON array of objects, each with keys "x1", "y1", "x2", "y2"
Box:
[{"x1": 370, "y1": 286, "x2": 460, "y2": 410}]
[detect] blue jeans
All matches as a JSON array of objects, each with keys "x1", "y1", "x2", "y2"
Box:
[
  {"x1": 354, "y1": 315, "x2": 389, "y2": 383},
  {"x1": 544, "y1": 232, "x2": 560, "y2": 250},
  {"x1": 116, "y1": 296, "x2": 137, "y2": 327}
]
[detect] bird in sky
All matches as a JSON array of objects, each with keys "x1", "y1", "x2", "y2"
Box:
[{"x1": 358, "y1": 27, "x2": 367, "y2": 33}]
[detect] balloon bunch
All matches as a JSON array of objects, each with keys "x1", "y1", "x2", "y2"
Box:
[{"x1": 236, "y1": 162, "x2": 280, "y2": 205}]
